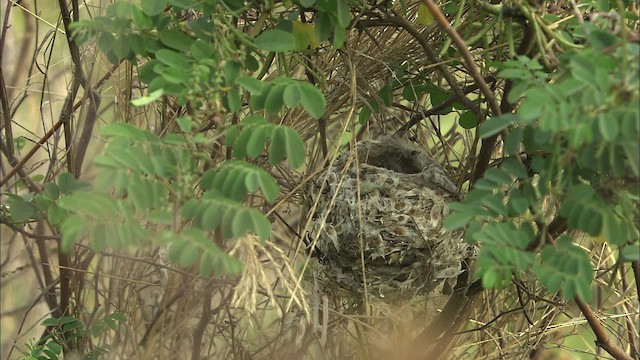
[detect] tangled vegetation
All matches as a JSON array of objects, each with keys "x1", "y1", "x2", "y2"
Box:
[{"x1": 1, "y1": 0, "x2": 638, "y2": 359}]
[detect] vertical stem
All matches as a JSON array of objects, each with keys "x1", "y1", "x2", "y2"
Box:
[{"x1": 191, "y1": 280, "x2": 214, "y2": 360}]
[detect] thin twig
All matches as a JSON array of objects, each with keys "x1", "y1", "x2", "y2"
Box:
[{"x1": 366, "y1": 15, "x2": 482, "y2": 120}]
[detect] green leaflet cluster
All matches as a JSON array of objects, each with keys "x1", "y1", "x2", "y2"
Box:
[
  {"x1": 17, "y1": 312, "x2": 125, "y2": 360},
  {"x1": 2, "y1": 173, "x2": 90, "y2": 228},
  {"x1": 34, "y1": 0, "x2": 346, "y2": 278},
  {"x1": 446, "y1": 23, "x2": 639, "y2": 301},
  {"x1": 69, "y1": 0, "x2": 346, "y2": 114},
  {"x1": 446, "y1": 158, "x2": 601, "y2": 301},
  {"x1": 224, "y1": 115, "x2": 307, "y2": 168},
  {"x1": 2, "y1": 116, "x2": 306, "y2": 277},
  {"x1": 72, "y1": 120, "x2": 304, "y2": 276}
]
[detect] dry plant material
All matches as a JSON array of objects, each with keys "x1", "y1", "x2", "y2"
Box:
[{"x1": 310, "y1": 135, "x2": 471, "y2": 299}]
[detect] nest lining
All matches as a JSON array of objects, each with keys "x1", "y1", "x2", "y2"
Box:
[{"x1": 310, "y1": 136, "x2": 470, "y2": 298}]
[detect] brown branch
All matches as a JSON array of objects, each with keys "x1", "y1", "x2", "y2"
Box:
[
  {"x1": 420, "y1": 0, "x2": 501, "y2": 117},
  {"x1": 57, "y1": 0, "x2": 100, "y2": 178},
  {"x1": 1, "y1": 67, "x2": 14, "y2": 158},
  {"x1": 192, "y1": 280, "x2": 214, "y2": 360},
  {"x1": 0, "y1": 0, "x2": 18, "y2": 161},
  {"x1": 72, "y1": 88, "x2": 100, "y2": 176},
  {"x1": 471, "y1": 80, "x2": 513, "y2": 183},
  {"x1": 1, "y1": 221, "x2": 60, "y2": 240},
  {"x1": 574, "y1": 297, "x2": 634, "y2": 360},
  {"x1": 34, "y1": 222, "x2": 62, "y2": 318}
]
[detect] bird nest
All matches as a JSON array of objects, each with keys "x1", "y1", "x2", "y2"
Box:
[{"x1": 310, "y1": 136, "x2": 470, "y2": 299}]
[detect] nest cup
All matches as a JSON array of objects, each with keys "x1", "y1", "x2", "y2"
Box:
[{"x1": 311, "y1": 136, "x2": 469, "y2": 299}]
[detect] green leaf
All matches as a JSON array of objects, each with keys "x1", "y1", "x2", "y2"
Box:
[
  {"x1": 103, "y1": 149, "x2": 138, "y2": 174},
  {"x1": 498, "y1": 68, "x2": 529, "y2": 80},
  {"x1": 45, "y1": 341, "x2": 62, "y2": 355},
  {"x1": 157, "y1": 65, "x2": 188, "y2": 84},
  {"x1": 112, "y1": 35, "x2": 131, "y2": 58},
  {"x1": 481, "y1": 269, "x2": 499, "y2": 288},
  {"x1": 255, "y1": 30, "x2": 297, "y2": 52},
  {"x1": 131, "y1": 88, "x2": 164, "y2": 106},
  {"x1": 170, "y1": 0, "x2": 201, "y2": 9},
  {"x1": 48, "y1": 204, "x2": 67, "y2": 225},
  {"x1": 332, "y1": 22, "x2": 346, "y2": 48},
  {"x1": 149, "y1": 209, "x2": 173, "y2": 225},
  {"x1": 508, "y1": 189, "x2": 530, "y2": 216},
  {"x1": 221, "y1": 0, "x2": 244, "y2": 12},
  {"x1": 257, "y1": 172, "x2": 279, "y2": 203},
  {"x1": 483, "y1": 167, "x2": 513, "y2": 185},
  {"x1": 444, "y1": 210, "x2": 473, "y2": 230},
  {"x1": 223, "y1": 60, "x2": 241, "y2": 84},
  {"x1": 244, "y1": 54, "x2": 259, "y2": 71},
  {"x1": 250, "y1": 83, "x2": 272, "y2": 110},
  {"x1": 336, "y1": 0, "x2": 351, "y2": 27},
  {"x1": 623, "y1": 141, "x2": 640, "y2": 176},
  {"x1": 177, "y1": 116, "x2": 193, "y2": 132},
  {"x1": 481, "y1": 194, "x2": 508, "y2": 215},
  {"x1": 155, "y1": 49, "x2": 190, "y2": 68},
  {"x1": 620, "y1": 245, "x2": 640, "y2": 262},
  {"x1": 265, "y1": 84, "x2": 286, "y2": 114},
  {"x1": 58, "y1": 172, "x2": 79, "y2": 194},
  {"x1": 201, "y1": 201, "x2": 224, "y2": 230},
  {"x1": 132, "y1": 6, "x2": 153, "y2": 29},
  {"x1": 378, "y1": 82, "x2": 393, "y2": 106},
  {"x1": 101, "y1": 122, "x2": 157, "y2": 142},
  {"x1": 269, "y1": 127, "x2": 305, "y2": 168},
  {"x1": 559, "y1": 185, "x2": 605, "y2": 236},
  {"x1": 233, "y1": 128, "x2": 253, "y2": 159},
  {"x1": 315, "y1": 12, "x2": 332, "y2": 42},
  {"x1": 225, "y1": 126, "x2": 240, "y2": 147},
  {"x1": 96, "y1": 32, "x2": 115, "y2": 54},
  {"x1": 519, "y1": 88, "x2": 546, "y2": 121},
  {"x1": 231, "y1": 209, "x2": 252, "y2": 238},
  {"x1": 246, "y1": 126, "x2": 270, "y2": 158},
  {"x1": 283, "y1": 83, "x2": 301, "y2": 107},
  {"x1": 226, "y1": 88, "x2": 242, "y2": 112},
  {"x1": 249, "y1": 210, "x2": 271, "y2": 240},
  {"x1": 160, "y1": 29, "x2": 194, "y2": 52},
  {"x1": 501, "y1": 158, "x2": 528, "y2": 179},
  {"x1": 189, "y1": 17, "x2": 215, "y2": 41},
  {"x1": 458, "y1": 111, "x2": 477, "y2": 129},
  {"x1": 5, "y1": 194, "x2": 36, "y2": 223},
  {"x1": 535, "y1": 235, "x2": 593, "y2": 301},
  {"x1": 44, "y1": 182, "x2": 60, "y2": 201},
  {"x1": 479, "y1": 113, "x2": 519, "y2": 138},
  {"x1": 598, "y1": 114, "x2": 619, "y2": 141},
  {"x1": 191, "y1": 39, "x2": 215, "y2": 60},
  {"x1": 236, "y1": 76, "x2": 264, "y2": 94},
  {"x1": 503, "y1": 126, "x2": 523, "y2": 155},
  {"x1": 298, "y1": 82, "x2": 326, "y2": 119},
  {"x1": 141, "y1": 0, "x2": 167, "y2": 16},
  {"x1": 587, "y1": 28, "x2": 619, "y2": 51},
  {"x1": 427, "y1": 85, "x2": 452, "y2": 109},
  {"x1": 359, "y1": 105, "x2": 372, "y2": 124},
  {"x1": 60, "y1": 215, "x2": 86, "y2": 252}
]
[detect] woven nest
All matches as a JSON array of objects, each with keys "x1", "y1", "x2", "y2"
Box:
[{"x1": 310, "y1": 136, "x2": 470, "y2": 298}]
